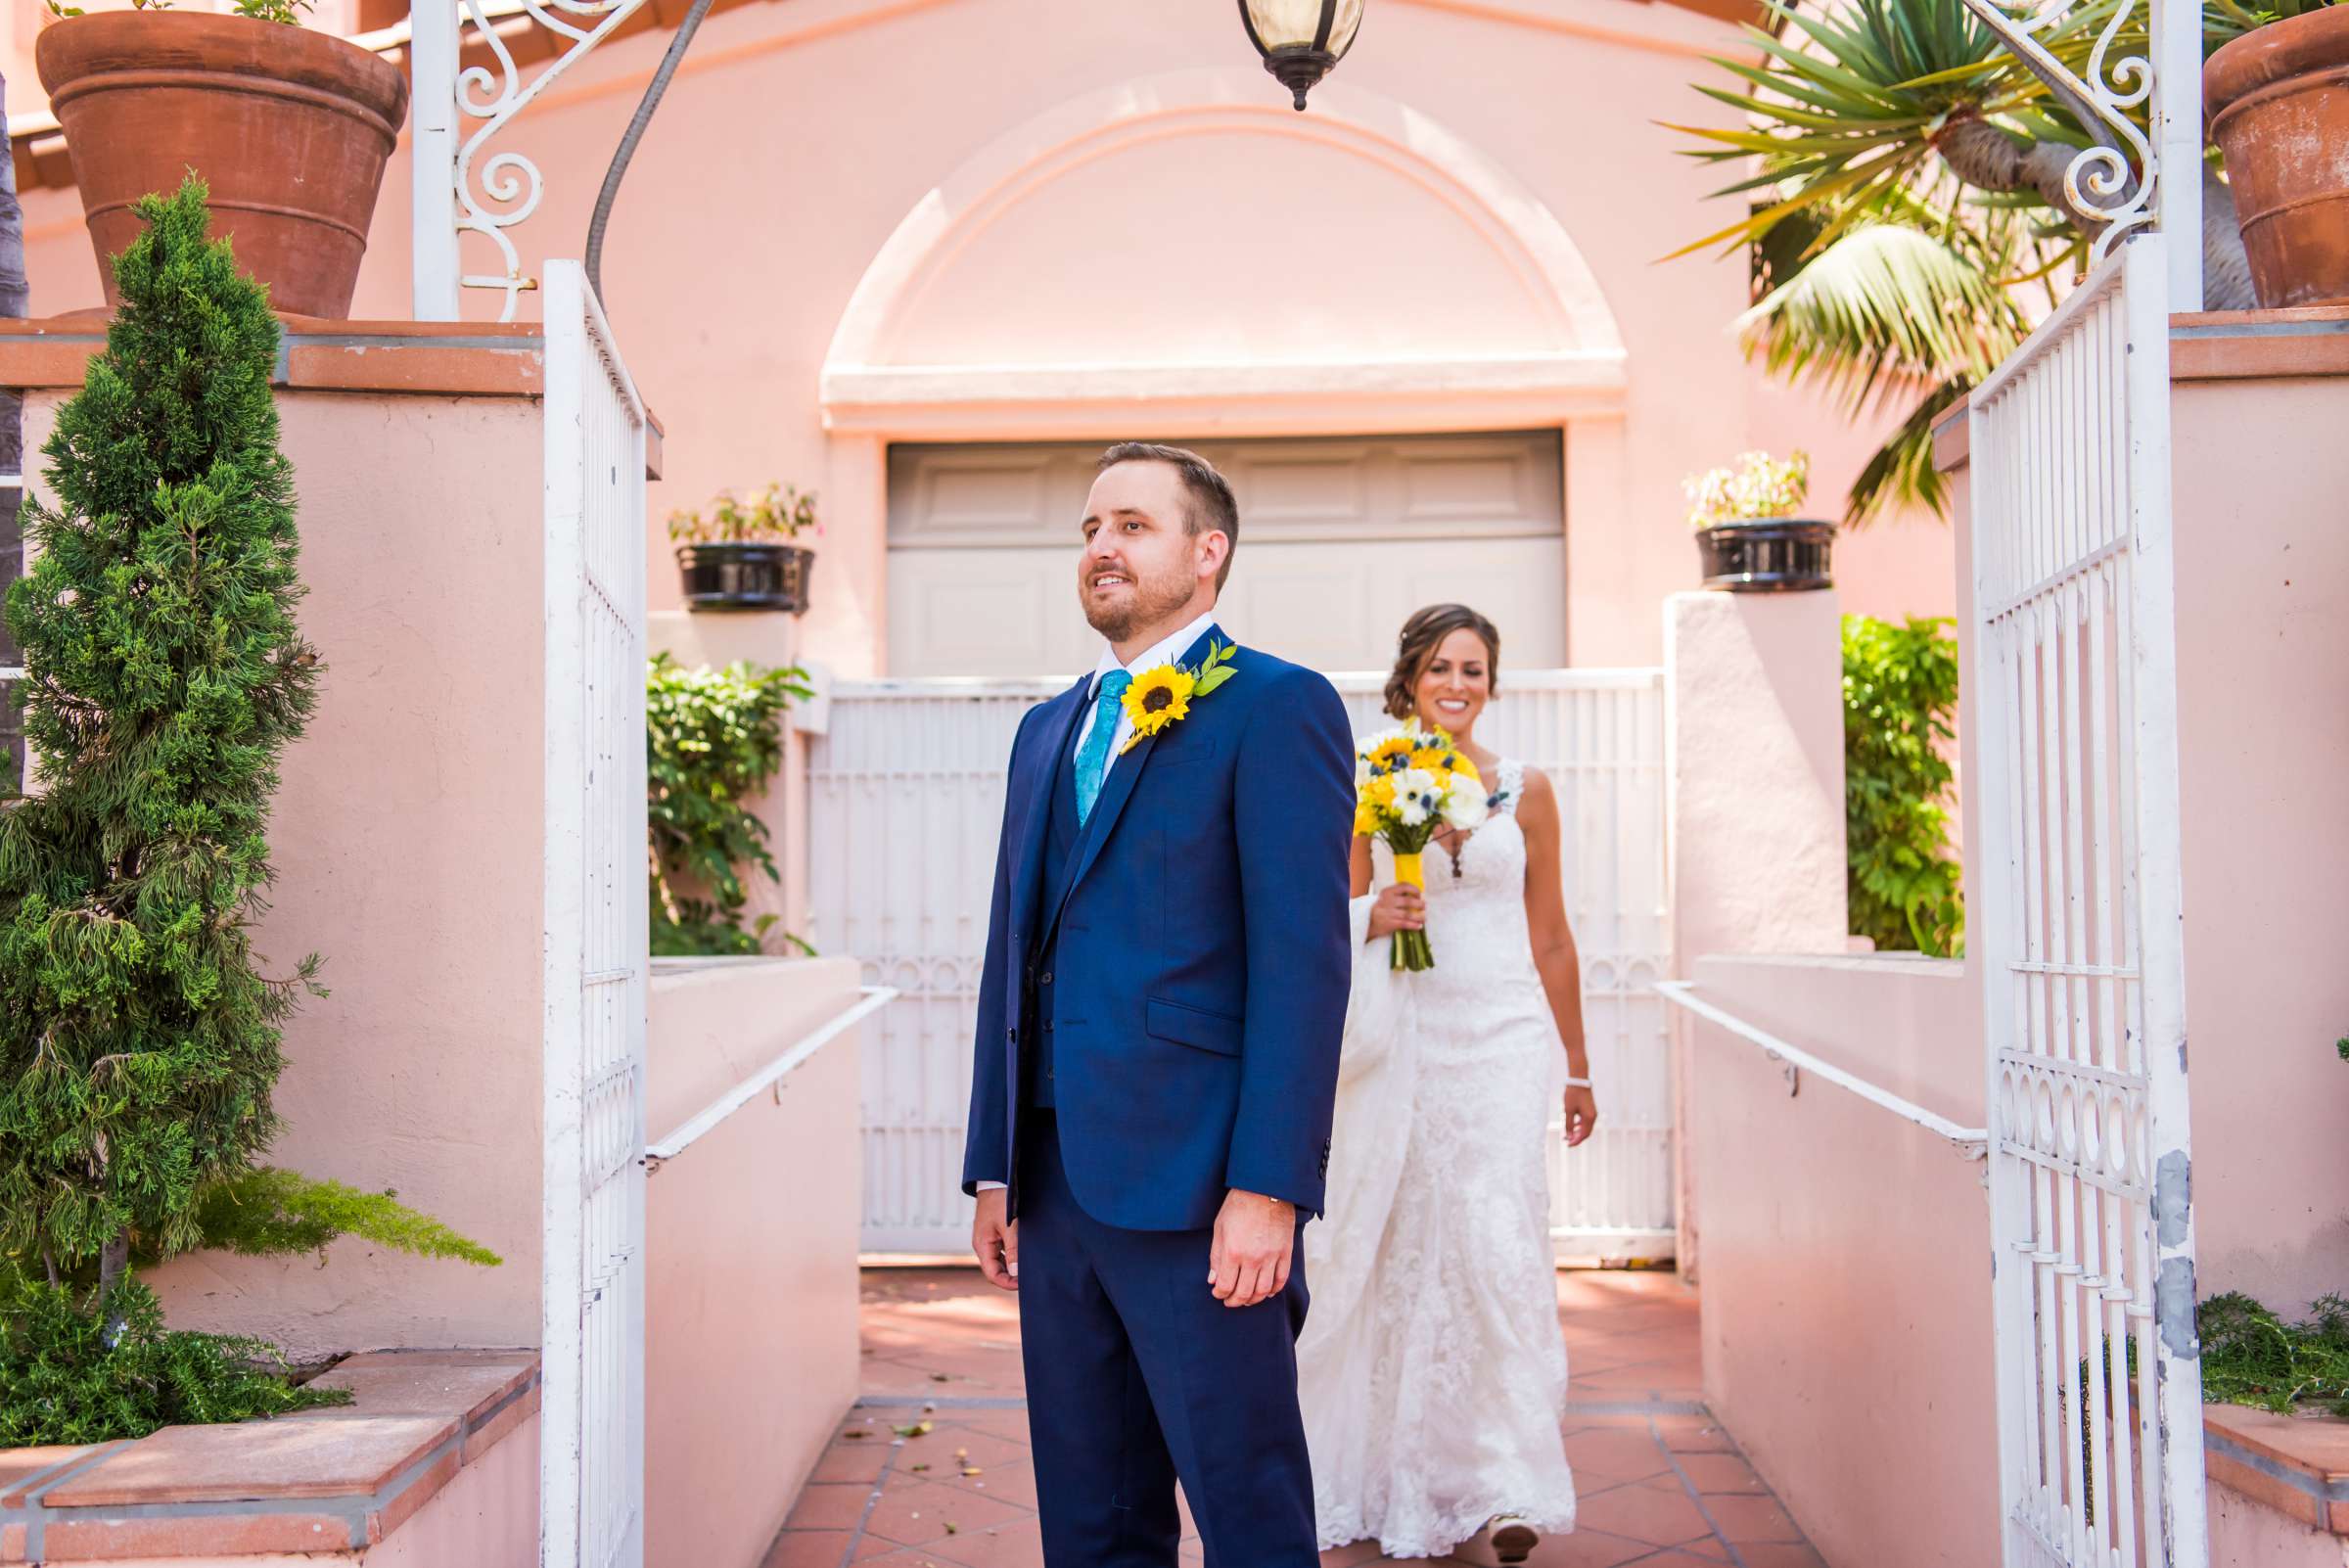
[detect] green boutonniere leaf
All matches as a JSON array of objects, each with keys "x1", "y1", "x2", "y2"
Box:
[{"x1": 1194, "y1": 666, "x2": 1236, "y2": 696}]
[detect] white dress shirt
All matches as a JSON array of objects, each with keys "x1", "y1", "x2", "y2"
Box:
[
  {"x1": 1073, "y1": 608, "x2": 1221, "y2": 761},
  {"x1": 975, "y1": 611, "x2": 1221, "y2": 1196}
]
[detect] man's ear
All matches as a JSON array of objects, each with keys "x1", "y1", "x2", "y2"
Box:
[{"x1": 1197, "y1": 529, "x2": 1231, "y2": 581}]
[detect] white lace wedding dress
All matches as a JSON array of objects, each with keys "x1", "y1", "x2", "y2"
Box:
[{"x1": 1299, "y1": 758, "x2": 1578, "y2": 1557}]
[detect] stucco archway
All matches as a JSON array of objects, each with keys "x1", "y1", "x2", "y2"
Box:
[{"x1": 819, "y1": 67, "x2": 1629, "y2": 438}]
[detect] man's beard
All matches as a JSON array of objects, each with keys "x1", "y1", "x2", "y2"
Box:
[{"x1": 1082, "y1": 566, "x2": 1194, "y2": 643}]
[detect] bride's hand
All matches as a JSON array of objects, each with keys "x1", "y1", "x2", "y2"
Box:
[
  {"x1": 1562, "y1": 1084, "x2": 1598, "y2": 1146},
  {"x1": 1365, "y1": 884, "x2": 1425, "y2": 941}
]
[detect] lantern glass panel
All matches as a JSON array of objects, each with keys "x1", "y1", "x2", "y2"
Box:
[{"x1": 1244, "y1": 0, "x2": 1364, "y2": 54}]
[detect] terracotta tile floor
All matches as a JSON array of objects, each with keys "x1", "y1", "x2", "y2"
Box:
[{"x1": 764, "y1": 1268, "x2": 1823, "y2": 1568}]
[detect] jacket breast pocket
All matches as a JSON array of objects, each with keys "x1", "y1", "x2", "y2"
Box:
[
  {"x1": 1145, "y1": 996, "x2": 1244, "y2": 1057},
  {"x1": 1151, "y1": 737, "x2": 1219, "y2": 769}
]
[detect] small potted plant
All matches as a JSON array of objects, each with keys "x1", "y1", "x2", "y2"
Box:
[
  {"x1": 2206, "y1": 1, "x2": 2349, "y2": 309},
  {"x1": 37, "y1": 0, "x2": 409, "y2": 321},
  {"x1": 670, "y1": 483, "x2": 820, "y2": 613},
  {"x1": 1683, "y1": 449, "x2": 1834, "y2": 592}
]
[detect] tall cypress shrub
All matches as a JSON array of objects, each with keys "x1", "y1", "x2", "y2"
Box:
[{"x1": 0, "y1": 177, "x2": 319, "y2": 1297}]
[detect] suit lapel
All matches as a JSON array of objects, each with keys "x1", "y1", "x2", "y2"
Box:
[
  {"x1": 1013, "y1": 675, "x2": 1090, "y2": 930},
  {"x1": 1045, "y1": 623, "x2": 1225, "y2": 938}
]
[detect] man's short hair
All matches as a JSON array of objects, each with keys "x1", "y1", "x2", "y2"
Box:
[{"x1": 1098, "y1": 441, "x2": 1240, "y2": 591}]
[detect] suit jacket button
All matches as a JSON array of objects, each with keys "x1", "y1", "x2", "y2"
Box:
[{"x1": 1008, "y1": 1026, "x2": 1019, "y2": 1043}]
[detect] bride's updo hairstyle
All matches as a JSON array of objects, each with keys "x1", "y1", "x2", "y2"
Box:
[{"x1": 1383, "y1": 604, "x2": 1501, "y2": 720}]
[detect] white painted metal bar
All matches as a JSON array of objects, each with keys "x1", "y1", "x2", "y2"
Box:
[
  {"x1": 646, "y1": 987, "x2": 898, "y2": 1166},
  {"x1": 1652, "y1": 981, "x2": 1989, "y2": 1154},
  {"x1": 409, "y1": 0, "x2": 461, "y2": 319},
  {"x1": 539, "y1": 259, "x2": 647, "y2": 1568}
]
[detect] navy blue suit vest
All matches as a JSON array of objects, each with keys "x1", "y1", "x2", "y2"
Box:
[{"x1": 1028, "y1": 730, "x2": 1082, "y2": 1107}]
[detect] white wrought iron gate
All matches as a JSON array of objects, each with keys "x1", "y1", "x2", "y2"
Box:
[
  {"x1": 808, "y1": 670, "x2": 1674, "y2": 1261},
  {"x1": 540, "y1": 261, "x2": 648, "y2": 1568},
  {"x1": 1968, "y1": 234, "x2": 2206, "y2": 1568}
]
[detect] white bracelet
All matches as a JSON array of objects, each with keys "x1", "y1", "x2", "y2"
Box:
[{"x1": 1563, "y1": 1076, "x2": 1592, "y2": 1089}]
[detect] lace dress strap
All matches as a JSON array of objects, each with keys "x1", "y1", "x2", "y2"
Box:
[{"x1": 1490, "y1": 758, "x2": 1527, "y2": 815}]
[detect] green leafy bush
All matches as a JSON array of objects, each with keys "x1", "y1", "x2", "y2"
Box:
[
  {"x1": 1842, "y1": 615, "x2": 1962, "y2": 956},
  {"x1": 0, "y1": 1276, "x2": 348, "y2": 1447},
  {"x1": 648, "y1": 653, "x2": 812, "y2": 956},
  {"x1": 2200, "y1": 1292, "x2": 2349, "y2": 1416}
]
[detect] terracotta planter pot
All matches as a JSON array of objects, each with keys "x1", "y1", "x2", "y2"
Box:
[
  {"x1": 2206, "y1": 7, "x2": 2349, "y2": 308},
  {"x1": 36, "y1": 11, "x2": 409, "y2": 319}
]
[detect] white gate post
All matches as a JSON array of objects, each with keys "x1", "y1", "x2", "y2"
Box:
[
  {"x1": 409, "y1": 0, "x2": 460, "y2": 321},
  {"x1": 540, "y1": 259, "x2": 649, "y2": 1568}
]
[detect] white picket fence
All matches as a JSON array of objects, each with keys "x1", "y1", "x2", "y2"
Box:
[{"x1": 807, "y1": 669, "x2": 1674, "y2": 1260}]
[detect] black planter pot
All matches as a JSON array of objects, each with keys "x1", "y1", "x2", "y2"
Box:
[
  {"x1": 1694, "y1": 519, "x2": 1834, "y2": 592},
  {"x1": 676, "y1": 541, "x2": 814, "y2": 614}
]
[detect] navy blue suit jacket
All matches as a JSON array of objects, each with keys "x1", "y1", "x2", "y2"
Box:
[{"x1": 959, "y1": 626, "x2": 1355, "y2": 1231}]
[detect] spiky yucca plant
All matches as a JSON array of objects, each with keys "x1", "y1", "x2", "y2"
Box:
[{"x1": 1671, "y1": 0, "x2": 2288, "y2": 519}]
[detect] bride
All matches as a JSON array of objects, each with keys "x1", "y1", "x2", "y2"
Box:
[{"x1": 1299, "y1": 603, "x2": 1599, "y2": 1564}]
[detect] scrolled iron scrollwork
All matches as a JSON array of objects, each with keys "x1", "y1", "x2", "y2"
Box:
[
  {"x1": 1956, "y1": 0, "x2": 2158, "y2": 258},
  {"x1": 449, "y1": 0, "x2": 658, "y2": 320}
]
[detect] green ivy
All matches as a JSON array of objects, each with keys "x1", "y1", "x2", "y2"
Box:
[
  {"x1": 1843, "y1": 615, "x2": 1963, "y2": 956},
  {"x1": 2199, "y1": 1292, "x2": 2349, "y2": 1416},
  {"x1": 647, "y1": 653, "x2": 812, "y2": 956},
  {"x1": 0, "y1": 1276, "x2": 349, "y2": 1446}
]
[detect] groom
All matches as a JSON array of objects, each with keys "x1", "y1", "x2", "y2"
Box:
[{"x1": 961, "y1": 442, "x2": 1354, "y2": 1565}]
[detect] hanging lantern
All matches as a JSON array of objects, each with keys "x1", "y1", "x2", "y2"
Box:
[{"x1": 1237, "y1": 0, "x2": 1365, "y2": 112}]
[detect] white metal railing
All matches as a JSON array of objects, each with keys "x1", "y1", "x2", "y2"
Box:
[
  {"x1": 1652, "y1": 981, "x2": 1988, "y2": 1157},
  {"x1": 811, "y1": 669, "x2": 1676, "y2": 1260},
  {"x1": 646, "y1": 986, "x2": 898, "y2": 1168},
  {"x1": 1970, "y1": 238, "x2": 2205, "y2": 1568},
  {"x1": 539, "y1": 259, "x2": 648, "y2": 1568}
]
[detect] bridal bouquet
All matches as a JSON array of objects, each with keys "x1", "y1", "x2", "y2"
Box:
[{"x1": 1354, "y1": 721, "x2": 1487, "y2": 971}]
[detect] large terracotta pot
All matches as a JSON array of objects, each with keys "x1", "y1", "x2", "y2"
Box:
[
  {"x1": 2206, "y1": 7, "x2": 2349, "y2": 309},
  {"x1": 36, "y1": 11, "x2": 409, "y2": 319}
]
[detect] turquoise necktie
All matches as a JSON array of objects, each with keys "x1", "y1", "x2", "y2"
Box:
[{"x1": 1074, "y1": 669, "x2": 1133, "y2": 825}]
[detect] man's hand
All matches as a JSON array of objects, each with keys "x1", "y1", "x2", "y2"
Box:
[
  {"x1": 1209, "y1": 1188, "x2": 1296, "y2": 1309},
  {"x1": 972, "y1": 1188, "x2": 1018, "y2": 1291}
]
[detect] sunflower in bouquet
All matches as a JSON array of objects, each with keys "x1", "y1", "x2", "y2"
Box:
[{"x1": 1355, "y1": 720, "x2": 1488, "y2": 971}]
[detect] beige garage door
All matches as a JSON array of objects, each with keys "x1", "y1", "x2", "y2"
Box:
[{"x1": 885, "y1": 432, "x2": 1566, "y2": 675}]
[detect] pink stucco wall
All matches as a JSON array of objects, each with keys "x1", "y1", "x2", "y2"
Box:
[
  {"x1": 11, "y1": 0, "x2": 1959, "y2": 688},
  {"x1": 21, "y1": 387, "x2": 550, "y2": 1358},
  {"x1": 2163, "y1": 369, "x2": 2349, "y2": 1320},
  {"x1": 366, "y1": 1411, "x2": 541, "y2": 1568},
  {"x1": 645, "y1": 957, "x2": 865, "y2": 1568},
  {"x1": 1681, "y1": 952, "x2": 1997, "y2": 1568}
]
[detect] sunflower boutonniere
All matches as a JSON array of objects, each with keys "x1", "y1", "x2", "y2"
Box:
[{"x1": 1119, "y1": 640, "x2": 1239, "y2": 755}]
